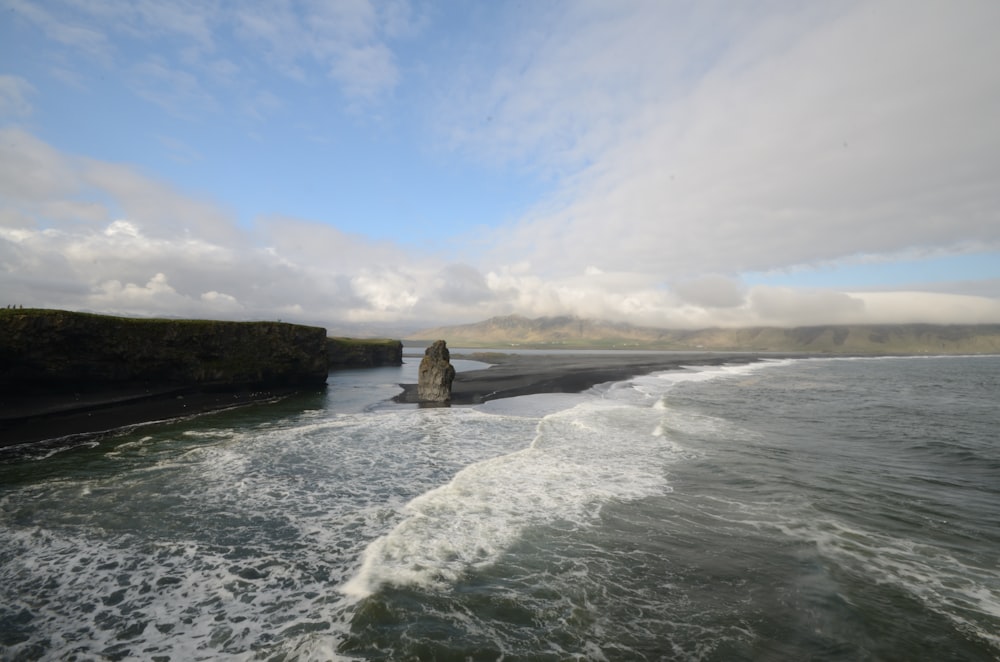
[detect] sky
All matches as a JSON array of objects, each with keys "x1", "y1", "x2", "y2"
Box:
[{"x1": 2, "y1": 0, "x2": 999, "y2": 334}]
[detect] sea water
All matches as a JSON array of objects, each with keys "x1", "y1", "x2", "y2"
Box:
[{"x1": 1, "y1": 355, "x2": 998, "y2": 660}]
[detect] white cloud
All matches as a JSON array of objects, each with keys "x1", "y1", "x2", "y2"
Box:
[
  {"x1": 0, "y1": 132, "x2": 439, "y2": 324},
  {"x1": 0, "y1": 75, "x2": 35, "y2": 117},
  {"x1": 233, "y1": 0, "x2": 411, "y2": 104},
  {"x1": 379, "y1": 0, "x2": 427, "y2": 39},
  {"x1": 157, "y1": 135, "x2": 204, "y2": 164},
  {"x1": 92, "y1": 272, "x2": 185, "y2": 313},
  {"x1": 329, "y1": 43, "x2": 399, "y2": 103},
  {"x1": 103, "y1": 219, "x2": 140, "y2": 237},
  {"x1": 462, "y1": 1, "x2": 1000, "y2": 283},
  {"x1": 9, "y1": 0, "x2": 417, "y2": 118},
  {"x1": 132, "y1": 0, "x2": 216, "y2": 49},
  {"x1": 0, "y1": 128, "x2": 82, "y2": 204},
  {"x1": 3, "y1": 168, "x2": 999, "y2": 329},
  {"x1": 80, "y1": 160, "x2": 237, "y2": 243},
  {"x1": 255, "y1": 215, "x2": 405, "y2": 271},
  {"x1": 672, "y1": 275, "x2": 746, "y2": 309},
  {"x1": 129, "y1": 56, "x2": 219, "y2": 118},
  {"x1": 433, "y1": 264, "x2": 495, "y2": 307},
  {"x1": 200, "y1": 290, "x2": 242, "y2": 310},
  {"x1": 847, "y1": 291, "x2": 1000, "y2": 326},
  {"x1": 350, "y1": 269, "x2": 420, "y2": 320},
  {"x1": 747, "y1": 287, "x2": 867, "y2": 327},
  {"x1": 8, "y1": 0, "x2": 113, "y2": 62}
]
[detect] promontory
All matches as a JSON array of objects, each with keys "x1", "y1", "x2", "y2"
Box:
[{"x1": 1, "y1": 309, "x2": 332, "y2": 446}]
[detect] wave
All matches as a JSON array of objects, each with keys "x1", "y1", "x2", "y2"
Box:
[
  {"x1": 340, "y1": 359, "x2": 782, "y2": 600},
  {"x1": 776, "y1": 515, "x2": 1000, "y2": 650},
  {"x1": 341, "y1": 399, "x2": 677, "y2": 598}
]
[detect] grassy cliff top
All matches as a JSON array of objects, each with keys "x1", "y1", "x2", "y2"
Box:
[{"x1": 0, "y1": 307, "x2": 321, "y2": 329}]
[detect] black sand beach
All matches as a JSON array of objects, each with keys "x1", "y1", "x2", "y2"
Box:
[
  {"x1": 395, "y1": 352, "x2": 770, "y2": 405},
  {"x1": 2, "y1": 352, "x2": 779, "y2": 449},
  {"x1": 0, "y1": 387, "x2": 312, "y2": 450}
]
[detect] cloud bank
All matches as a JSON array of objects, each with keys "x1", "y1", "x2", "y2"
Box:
[{"x1": 470, "y1": 2, "x2": 1000, "y2": 276}]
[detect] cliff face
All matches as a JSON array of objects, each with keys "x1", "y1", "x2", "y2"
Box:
[
  {"x1": 326, "y1": 337, "x2": 403, "y2": 368},
  {"x1": 0, "y1": 309, "x2": 329, "y2": 394}
]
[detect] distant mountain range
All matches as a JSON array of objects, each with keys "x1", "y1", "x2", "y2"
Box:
[{"x1": 408, "y1": 315, "x2": 1000, "y2": 354}]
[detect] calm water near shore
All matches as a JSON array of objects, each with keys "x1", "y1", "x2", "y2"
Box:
[{"x1": 1, "y1": 354, "x2": 998, "y2": 660}]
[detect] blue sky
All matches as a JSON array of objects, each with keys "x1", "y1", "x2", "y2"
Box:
[{"x1": 2, "y1": 0, "x2": 999, "y2": 332}]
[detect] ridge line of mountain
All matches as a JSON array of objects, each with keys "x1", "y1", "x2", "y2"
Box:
[{"x1": 407, "y1": 315, "x2": 1000, "y2": 354}]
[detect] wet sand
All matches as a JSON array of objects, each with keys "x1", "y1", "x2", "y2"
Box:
[{"x1": 0, "y1": 386, "x2": 314, "y2": 449}]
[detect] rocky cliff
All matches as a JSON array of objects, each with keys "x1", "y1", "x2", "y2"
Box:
[
  {"x1": 0, "y1": 309, "x2": 329, "y2": 395},
  {"x1": 326, "y1": 337, "x2": 403, "y2": 368}
]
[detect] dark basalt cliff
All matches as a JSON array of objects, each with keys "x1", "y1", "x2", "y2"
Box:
[
  {"x1": 0, "y1": 309, "x2": 329, "y2": 395},
  {"x1": 326, "y1": 337, "x2": 403, "y2": 368}
]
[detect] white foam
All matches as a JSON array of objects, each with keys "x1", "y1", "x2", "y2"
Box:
[
  {"x1": 2, "y1": 407, "x2": 521, "y2": 659},
  {"x1": 476, "y1": 392, "x2": 590, "y2": 418},
  {"x1": 342, "y1": 399, "x2": 677, "y2": 598},
  {"x1": 773, "y1": 514, "x2": 1000, "y2": 651},
  {"x1": 338, "y1": 361, "x2": 786, "y2": 599}
]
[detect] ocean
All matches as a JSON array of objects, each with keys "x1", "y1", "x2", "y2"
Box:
[{"x1": 1, "y1": 354, "x2": 998, "y2": 661}]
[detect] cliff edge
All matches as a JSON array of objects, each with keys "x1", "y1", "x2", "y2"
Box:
[
  {"x1": 0, "y1": 309, "x2": 330, "y2": 446},
  {"x1": 0, "y1": 309, "x2": 329, "y2": 394}
]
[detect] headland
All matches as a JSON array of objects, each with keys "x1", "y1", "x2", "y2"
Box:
[{"x1": 1, "y1": 309, "x2": 403, "y2": 448}]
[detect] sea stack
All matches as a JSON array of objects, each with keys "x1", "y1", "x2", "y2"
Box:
[{"x1": 417, "y1": 340, "x2": 456, "y2": 403}]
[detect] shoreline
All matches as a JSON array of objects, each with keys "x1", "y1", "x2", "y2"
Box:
[
  {"x1": 0, "y1": 386, "x2": 321, "y2": 450},
  {"x1": 2, "y1": 352, "x2": 800, "y2": 449},
  {"x1": 394, "y1": 352, "x2": 786, "y2": 405}
]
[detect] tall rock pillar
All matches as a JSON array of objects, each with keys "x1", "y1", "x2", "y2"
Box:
[{"x1": 417, "y1": 340, "x2": 456, "y2": 403}]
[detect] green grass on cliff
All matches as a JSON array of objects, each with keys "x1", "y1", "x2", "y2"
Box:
[{"x1": 0, "y1": 307, "x2": 316, "y2": 329}]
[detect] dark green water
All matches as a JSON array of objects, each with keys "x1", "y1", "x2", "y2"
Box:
[{"x1": 2, "y1": 356, "x2": 998, "y2": 660}]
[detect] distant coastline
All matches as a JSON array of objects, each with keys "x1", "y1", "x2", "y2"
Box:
[
  {"x1": 408, "y1": 315, "x2": 1000, "y2": 354},
  {"x1": 6, "y1": 307, "x2": 998, "y2": 448}
]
